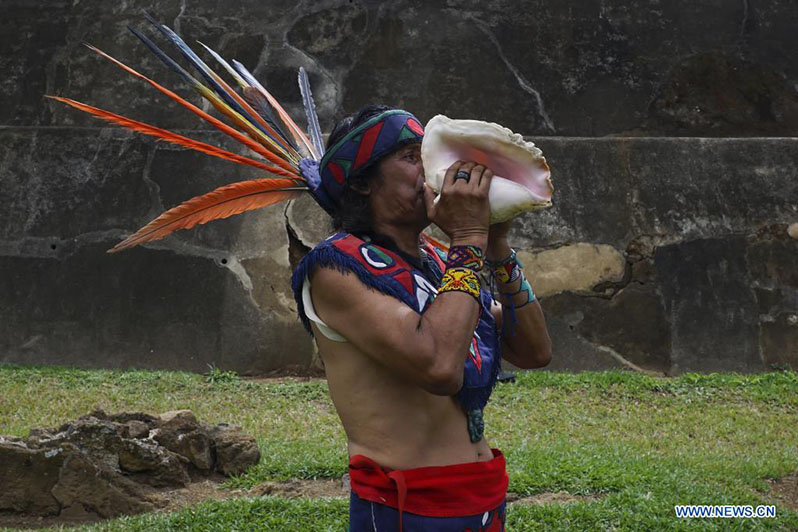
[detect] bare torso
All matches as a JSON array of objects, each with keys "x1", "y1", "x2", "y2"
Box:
[{"x1": 309, "y1": 314, "x2": 494, "y2": 470}]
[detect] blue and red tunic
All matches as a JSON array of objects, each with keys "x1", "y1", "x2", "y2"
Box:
[{"x1": 291, "y1": 231, "x2": 503, "y2": 424}]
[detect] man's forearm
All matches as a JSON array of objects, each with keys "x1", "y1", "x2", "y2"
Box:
[
  {"x1": 415, "y1": 234, "x2": 487, "y2": 393},
  {"x1": 487, "y1": 239, "x2": 552, "y2": 368}
]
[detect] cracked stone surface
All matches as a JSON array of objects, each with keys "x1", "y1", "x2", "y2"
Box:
[
  {"x1": 2, "y1": 1, "x2": 798, "y2": 375},
  {"x1": 3, "y1": 0, "x2": 797, "y2": 135}
]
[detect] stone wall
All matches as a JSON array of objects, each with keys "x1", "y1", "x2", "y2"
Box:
[{"x1": 1, "y1": 0, "x2": 796, "y2": 374}]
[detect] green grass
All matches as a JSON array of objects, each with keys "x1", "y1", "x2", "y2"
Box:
[{"x1": 1, "y1": 365, "x2": 797, "y2": 530}]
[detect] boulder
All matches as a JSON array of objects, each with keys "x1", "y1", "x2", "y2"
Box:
[
  {"x1": 208, "y1": 424, "x2": 261, "y2": 476},
  {"x1": 0, "y1": 442, "x2": 64, "y2": 515},
  {"x1": 152, "y1": 410, "x2": 213, "y2": 471},
  {"x1": 117, "y1": 439, "x2": 190, "y2": 488},
  {"x1": 0, "y1": 409, "x2": 260, "y2": 520},
  {"x1": 51, "y1": 446, "x2": 162, "y2": 519}
]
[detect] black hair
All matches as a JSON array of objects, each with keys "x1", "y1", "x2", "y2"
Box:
[{"x1": 328, "y1": 104, "x2": 396, "y2": 233}]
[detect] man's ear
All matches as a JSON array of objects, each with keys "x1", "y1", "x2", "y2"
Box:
[{"x1": 350, "y1": 181, "x2": 371, "y2": 196}]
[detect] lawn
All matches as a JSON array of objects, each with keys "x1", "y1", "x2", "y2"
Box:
[{"x1": 1, "y1": 364, "x2": 797, "y2": 531}]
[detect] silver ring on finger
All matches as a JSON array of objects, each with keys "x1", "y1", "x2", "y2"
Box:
[{"x1": 454, "y1": 170, "x2": 471, "y2": 183}]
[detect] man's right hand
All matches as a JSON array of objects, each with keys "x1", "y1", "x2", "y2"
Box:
[{"x1": 423, "y1": 161, "x2": 493, "y2": 250}]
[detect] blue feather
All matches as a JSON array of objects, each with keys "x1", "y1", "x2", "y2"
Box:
[
  {"x1": 128, "y1": 26, "x2": 201, "y2": 89},
  {"x1": 140, "y1": 12, "x2": 291, "y2": 153},
  {"x1": 298, "y1": 67, "x2": 325, "y2": 159},
  {"x1": 232, "y1": 59, "x2": 307, "y2": 156}
]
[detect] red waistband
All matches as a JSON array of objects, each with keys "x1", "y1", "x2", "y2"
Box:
[{"x1": 348, "y1": 448, "x2": 508, "y2": 519}]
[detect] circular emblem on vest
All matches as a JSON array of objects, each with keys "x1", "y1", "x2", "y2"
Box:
[{"x1": 360, "y1": 244, "x2": 395, "y2": 269}]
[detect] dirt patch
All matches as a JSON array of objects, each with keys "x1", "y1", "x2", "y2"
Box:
[
  {"x1": 0, "y1": 477, "x2": 348, "y2": 530},
  {"x1": 0, "y1": 512, "x2": 103, "y2": 531},
  {"x1": 158, "y1": 477, "x2": 249, "y2": 512},
  {"x1": 507, "y1": 491, "x2": 605, "y2": 506},
  {"x1": 768, "y1": 472, "x2": 798, "y2": 511},
  {"x1": 251, "y1": 478, "x2": 348, "y2": 498},
  {"x1": 0, "y1": 476, "x2": 246, "y2": 530}
]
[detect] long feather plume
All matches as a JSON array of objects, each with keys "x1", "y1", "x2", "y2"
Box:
[
  {"x1": 241, "y1": 87, "x2": 296, "y2": 153},
  {"x1": 196, "y1": 40, "x2": 249, "y2": 88},
  {"x1": 232, "y1": 59, "x2": 319, "y2": 160},
  {"x1": 129, "y1": 25, "x2": 299, "y2": 162},
  {"x1": 298, "y1": 67, "x2": 325, "y2": 158},
  {"x1": 142, "y1": 12, "x2": 239, "y2": 108},
  {"x1": 195, "y1": 41, "x2": 299, "y2": 156},
  {"x1": 140, "y1": 13, "x2": 298, "y2": 159},
  {"x1": 83, "y1": 43, "x2": 302, "y2": 179},
  {"x1": 198, "y1": 40, "x2": 298, "y2": 152},
  {"x1": 108, "y1": 178, "x2": 307, "y2": 253},
  {"x1": 46, "y1": 95, "x2": 296, "y2": 174}
]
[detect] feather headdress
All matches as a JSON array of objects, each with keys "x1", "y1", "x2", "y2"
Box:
[{"x1": 48, "y1": 13, "x2": 339, "y2": 253}]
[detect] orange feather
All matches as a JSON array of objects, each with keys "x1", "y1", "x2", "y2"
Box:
[
  {"x1": 108, "y1": 178, "x2": 306, "y2": 253},
  {"x1": 203, "y1": 66, "x2": 300, "y2": 162},
  {"x1": 84, "y1": 43, "x2": 302, "y2": 179},
  {"x1": 421, "y1": 232, "x2": 450, "y2": 253},
  {"x1": 46, "y1": 95, "x2": 296, "y2": 175}
]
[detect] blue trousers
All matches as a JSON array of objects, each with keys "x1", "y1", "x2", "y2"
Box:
[{"x1": 348, "y1": 490, "x2": 506, "y2": 532}]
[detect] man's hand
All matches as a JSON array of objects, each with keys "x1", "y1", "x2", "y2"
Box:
[{"x1": 424, "y1": 161, "x2": 493, "y2": 250}]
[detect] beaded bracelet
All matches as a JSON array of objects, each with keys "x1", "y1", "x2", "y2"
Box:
[
  {"x1": 484, "y1": 248, "x2": 516, "y2": 268},
  {"x1": 446, "y1": 245, "x2": 484, "y2": 272},
  {"x1": 438, "y1": 267, "x2": 482, "y2": 302},
  {"x1": 486, "y1": 248, "x2": 522, "y2": 283}
]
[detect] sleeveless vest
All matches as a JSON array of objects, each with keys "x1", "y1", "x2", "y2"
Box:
[{"x1": 290, "y1": 232, "x2": 502, "y2": 442}]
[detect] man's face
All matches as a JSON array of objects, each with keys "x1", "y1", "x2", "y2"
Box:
[{"x1": 369, "y1": 142, "x2": 429, "y2": 229}]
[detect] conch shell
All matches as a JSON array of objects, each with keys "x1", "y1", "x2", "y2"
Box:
[{"x1": 421, "y1": 115, "x2": 553, "y2": 223}]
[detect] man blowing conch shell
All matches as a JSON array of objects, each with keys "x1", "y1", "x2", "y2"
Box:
[
  {"x1": 290, "y1": 105, "x2": 553, "y2": 531},
  {"x1": 47, "y1": 20, "x2": 550, "y2": 529}
]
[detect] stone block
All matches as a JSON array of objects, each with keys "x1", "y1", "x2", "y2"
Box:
[
  {"x1": 511, "y1": 137, "x2": 798, "y2": 250},
  {"x1": 518, "y1": 243, "x2": 626, "y2": 298},
  {"x1": 0, "y1": 239, "x2": 313, "y2": 374},
  {"x1": 760, "y1": 313, "x2": 798, "y2": 369},
  {"x1": 541, "y1": 289, "x2": 670, "y2": 374},
  {"x1": 654, "y1": 237, "x2": 764, "y2": 374}
]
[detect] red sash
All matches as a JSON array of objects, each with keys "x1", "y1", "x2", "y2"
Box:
[{"x1": 349, "y1": 448, "x2": 508, "y2": 529}]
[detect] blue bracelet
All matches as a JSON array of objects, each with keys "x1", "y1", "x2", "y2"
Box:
[
  {"x1": 485, "y1": 248, "x2": 517, "y2": 268},
  {"x1": 499, "y1": 275, "x2": 536, "y2": 308}
]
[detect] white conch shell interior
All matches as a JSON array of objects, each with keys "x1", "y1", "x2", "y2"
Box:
[{"x1": 421, "y1": 115, "x2": 553, "y2": 223}]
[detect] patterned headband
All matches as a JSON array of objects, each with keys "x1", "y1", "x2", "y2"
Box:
[{"x1": 317, "y1": 110, "x2": 425, "y2": 210}]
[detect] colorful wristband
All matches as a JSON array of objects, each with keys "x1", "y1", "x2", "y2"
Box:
[
  {"x1": 485, "y1": 248, "x2": 516, "y2": 268},
  {"x1": 489, "y1": 248, "x2": 523, "y2": 284},
  {"x1": 438, "y1": 267, "x2": 482, "y2": 302},
  {"x1": 446, "y1": 245, "x2": 484, "y2": 272},
  {"x1": 493, "y1": 260, "x2": 521, "y2": 283},
  {"x1": 500, "y1": 274, "x2": 536, "y2": 308}
]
